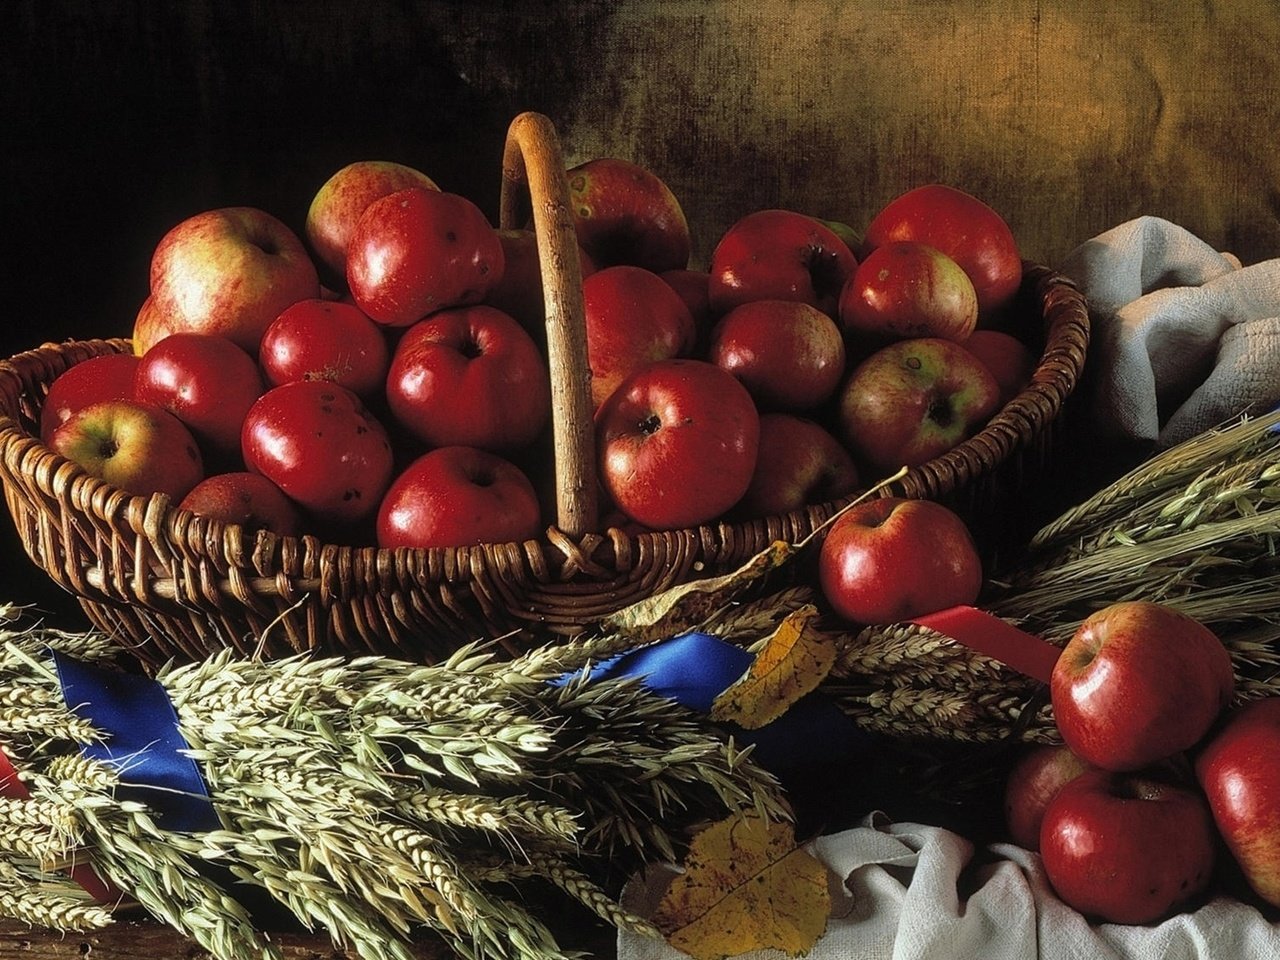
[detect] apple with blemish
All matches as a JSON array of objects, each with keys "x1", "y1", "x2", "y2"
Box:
[
  {"x1": 567, "y1": 157, "x2": 691, "y2": 273},
  {"x1": 839, "y1": 240, "x2": 978, "y2": 344},
  {"x1": 178, "y1": 471, "x2": 302, "y2": 537},
  {"x1": 259, "y1": 299, "x2": 390, "y2": 398}
]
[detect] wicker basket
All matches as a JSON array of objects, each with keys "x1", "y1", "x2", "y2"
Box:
[{"x1": 0, "y1": 112, "x2": 1090, "y2": 668}]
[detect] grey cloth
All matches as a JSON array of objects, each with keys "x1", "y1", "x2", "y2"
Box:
[{"x1": 1058, "y1": 216, "x2": 1280, "y2": 449}]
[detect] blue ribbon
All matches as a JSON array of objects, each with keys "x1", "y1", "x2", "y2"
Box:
[
  {"x1": 568, "y1": 631, "x2": 881, "y2": 830},
  {"x1": 52, "y1": 651, "x2": 221, "y2": 833}
]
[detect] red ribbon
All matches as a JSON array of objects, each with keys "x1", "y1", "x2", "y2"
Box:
[
  {"x1": 0, "y1": 746, "x2": 126, "y2": 905},
  {"x1": 910, "y1": 604, "x2": 1062, "y2": 685}
]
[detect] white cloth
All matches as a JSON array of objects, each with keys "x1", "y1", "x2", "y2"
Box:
[
  {"x1": 618, "y1": 812, "x2": 1280, "y2": 960},
  {"x1": 1057, "y1": 216, "x2": 1280, "y2": 448}
]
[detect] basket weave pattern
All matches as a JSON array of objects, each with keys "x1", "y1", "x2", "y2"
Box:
[{"x1": 0, "y1": 114, "x2": 1090, "y2": 667}]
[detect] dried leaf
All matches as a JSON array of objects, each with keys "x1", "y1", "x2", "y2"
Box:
[
  {"x1": 601, "y1": 541, "x2": 799, "y2": 643},
  {"x1": 709, "y1": 605, "x2": 836, "y2": 730},
  {"x1": 652, "y1": 813, "x2": 830, "y2": 960}
]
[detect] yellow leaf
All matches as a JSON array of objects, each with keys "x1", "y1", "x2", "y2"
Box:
[
  {"x1": 652, "y1": 814, "x2": 830, "y2": 960},
  {"x1": 710, "y1": 605, "x2": 836, "y2": 730},
  {"x1": 601, "y1": 541, "x2": 799, "y2": 644}
]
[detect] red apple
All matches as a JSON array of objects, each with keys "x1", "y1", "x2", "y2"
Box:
[
  {"x1": 659, "y1": 268, "x2": 715, "y2": 353},
  {"x1": 39, "y1": 353, "x2": 141, "y2": 444},
  {"x1": 735, "y1": 414, "x2": 859, "y2": 519},
  {"x1": 305, "y1": 159, "x2": 439, "y2": 282},
  {"x1": 960, "y1": 329, "x2": 1036, "y2": 407},
  {"x1": 241, "y1": 381, "x2": 394, "y2": 528},
  {"x1": 346, "y1": 187, "x2": 504, "y2": 328},
  {"x1": 485, "y1": 227, "x2": 598, "y2": 335},
  {"x1": 385, "y1": 305, "x2": 550, "y2": 452},
  {"x1": 861, "y1": 184, "x2": 1022, "y2": 321},
  {"x1": 259, "y1": 298, "x2": 390, "y2": 398},
  {"x1": 595, "y1": 359, "x2": 759, "y2": 530},
  {"x1": 49, "y1": 399, "x2": 203, "y2": 500},
  {"x1": 583, "y1": 265, "x2": 696, "y2": 409},
  {"x1": 1039, "y1": 768, "x2": 1216, "y2": 924},
  {"x1": 707, "y1": 299, "x2": 846, "y2": 412},
  {"x1": 567, "y1": 156, "x2": 691, "y2": 273},
  {"x1": 133, "y1": 332, "x2": 265, "y2": 464},
  {"x1": 837, "y1": 337, "x2": 1001, "y2": 477},
  {"x1": 838, "y1": 241, "x2": 978, "y2": 344},
  {"x1": 1051, "y1": 601, "x2": 1235, "y2": 772},
  {"x1": 817, "y1": 496, "x2": 983, "y2": 624},
  {"x1": 1195, "y1": 697, "x2": 1280, "y2": 908},
  {"x1": 376, "y1": 445, "x2": 542, "y2": 549},
  {"x1": 178, "y1": 471, "x2": 302, "y2": 537},
  {"x1": 707, "y1": 210, "x2": 858, "y2": 318},
  {"x1": 1003, "y1": 743, "x2": 1093, "y2": 851},
  {"x1": 148, "y1": 207, "x2": 320, "y2": 353}
]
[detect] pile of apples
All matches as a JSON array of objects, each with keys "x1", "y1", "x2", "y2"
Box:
[
  {"x1": 1005, "y1": 601, "x2": 1280, "y2": 925},
  {"x1": 38, "y1": 151, "x2": 1038, "y2": 549}
]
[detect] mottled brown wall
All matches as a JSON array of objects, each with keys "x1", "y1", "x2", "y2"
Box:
[{"x1": 437, "y1": 0, "x2": 1280, "y2": 268}]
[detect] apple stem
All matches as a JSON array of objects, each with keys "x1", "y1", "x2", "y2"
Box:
[{"x1": 796, "y1": 465, "x2": 910, "y2": 550}]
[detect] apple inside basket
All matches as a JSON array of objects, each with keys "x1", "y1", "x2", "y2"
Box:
[{"x1": 0, "y1": 112, "x2": 1089, "y2": 668}]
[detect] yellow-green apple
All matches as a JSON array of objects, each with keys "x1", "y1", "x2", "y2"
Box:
[
  {"x1": 385, "y1": 305, "x2": 550, "y2": 453},
  {"x1": 147, "y1": 207, "x2": 320, "y2": 353},
  {"x1": 707, "y1": 299, "x2": 846, "y2": 412},
  {"x1": 484, "y1": 227, "x2": 598, "y2": 337},
  {"x1": 132, "y1": 294, "x2": 180, "y2": 355},
  {"x1": 50, "y1": 399, "x2": 204, "y2": 500},
  {"x1": 1195, "y1": 697, "x2": 1280, "y2": 908},
  {"x1": 734, "y1": 414, "x2": 859, "y2": 519},
  {"x1": 816, "y1": 217, "x2": 862, "y2": 254},
  {"x1": 133, "y1": 332, "x2": 265, "y2": 467},
  {"x1": 583, "y1": 265, "x2": 696, "y2": 409},
  {"x1": 837, "y1": 337, "x2": 1001, "y2": 477},
  {"x1": 708, "y1": 209, "x2": 858, "y2": 318},
  {"x1": 595, "y1": 359, "x2": 760, "y2": 529},
  {"x1": 1050, "y1": 601, "x2": 1235, "y2": 772},
  {"x1": 241, "y1": 381, "x2": 394, "y2": 530},
  {"x1": 1039, "y1": 768, "x2": 1217, "y2": 924},
  {"x1": 305, "y1": 159, "x2": 439, "y2": 284},
  {"x1": 375, "y1": 445, "x2": 542, "y2": 549},
  {"x1": 259, "y1": 298, "x2": 390, "y2": 398},
  {"x1": 567, "y1": 156, "x2": 691, "y2": 273},
  {"x1": 960, "y1": 329, "x2": 1036, "y2": 407},
  {"x1": 347, "y1": 187, "x2": 504, "y2": 328},
  {"x1": 1003, "y1": 744, "x2": 1093, "y2": 851},
  {"x1": 178, "y1": 471, "x2": 302, "y2": 537},
  {"x1": 39, "y1": 353, "x2": 141, "y2": 444},
  {"x1": 861, "y1": 184, "x2": 1022, "y2": 322},
  {"x1": 838, "y1": 241, "x2": 978, "y2": 345},
  {"x1": 817, "y1": 496, "x2": 983, "y2": 624}
]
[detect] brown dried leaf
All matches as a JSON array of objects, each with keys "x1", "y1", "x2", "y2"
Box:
[
  {"x1": 652, "y1": 813, "x2": 830, "y2": 960},
  {"x1": 709, "y1": 604, "x2": 836, "y2": 730},
  {"x1": 600, "y1": 541, "x2": 799, "y2": 644}
]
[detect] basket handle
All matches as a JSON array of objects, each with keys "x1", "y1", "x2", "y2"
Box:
[{"x1": 499, "y1": 112, "x2": 597, "y2": 538}]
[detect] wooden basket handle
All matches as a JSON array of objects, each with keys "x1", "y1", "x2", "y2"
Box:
[{"x1": 499, "y1": 112, "x2": 597, "y2": 539}]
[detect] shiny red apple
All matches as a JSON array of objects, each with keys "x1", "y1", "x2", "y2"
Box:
[
  {"x1": 708, "y1": 210, "x2": 858, "y2": 318},
  {"x1": 838, "y1": 240, "x2": 978, "y2": 344},
  {"x1": 861, "y1": 184, "x2": 1022, "y2": 321},
  {"x1": 595, "y1": 359, "x2": 759, "y2": 530},
  {"x1": 817, "y1": 496, "x2": 983, "y2": 624},
  {"x1": 1051, "y1": 601, "x2": 1235, "y2": 772},
  {"x1": 567, "y1": 156, "x2": 691, "y2": 273},
  {"x1": 376, "y1": 445, "x2": 543, "y2": 549},
  {"x1": 1003, "y1": 743, "x2": 1093, "y2": 851},
  {"x1": 259, "y1": 298, "x2": 390, "y2": 398},
  {"x1": 707, "y1": 299, "x2": 846, "y2": 412},
  {"x1": 385, "y1": 305, "x2": 550, "y2": 453},
  {"x1": 1039, "y1": 768, "x2": 1217, "y2": 924},
  {"x1": 346, "y1": 187, "x2": 504, "y2": 328}
]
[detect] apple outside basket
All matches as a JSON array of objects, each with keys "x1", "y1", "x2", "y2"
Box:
[{"x1": 0, "y1": 112, "x2": 1090, "y2": 670}]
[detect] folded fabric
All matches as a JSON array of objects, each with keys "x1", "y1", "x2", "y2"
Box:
[
  {"x1": 1058, "y1": 216, "x2": 1280, "y2": 448},
  {"x1": 617, "y1": 813, "x2": 1280, "y2": 960}
]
